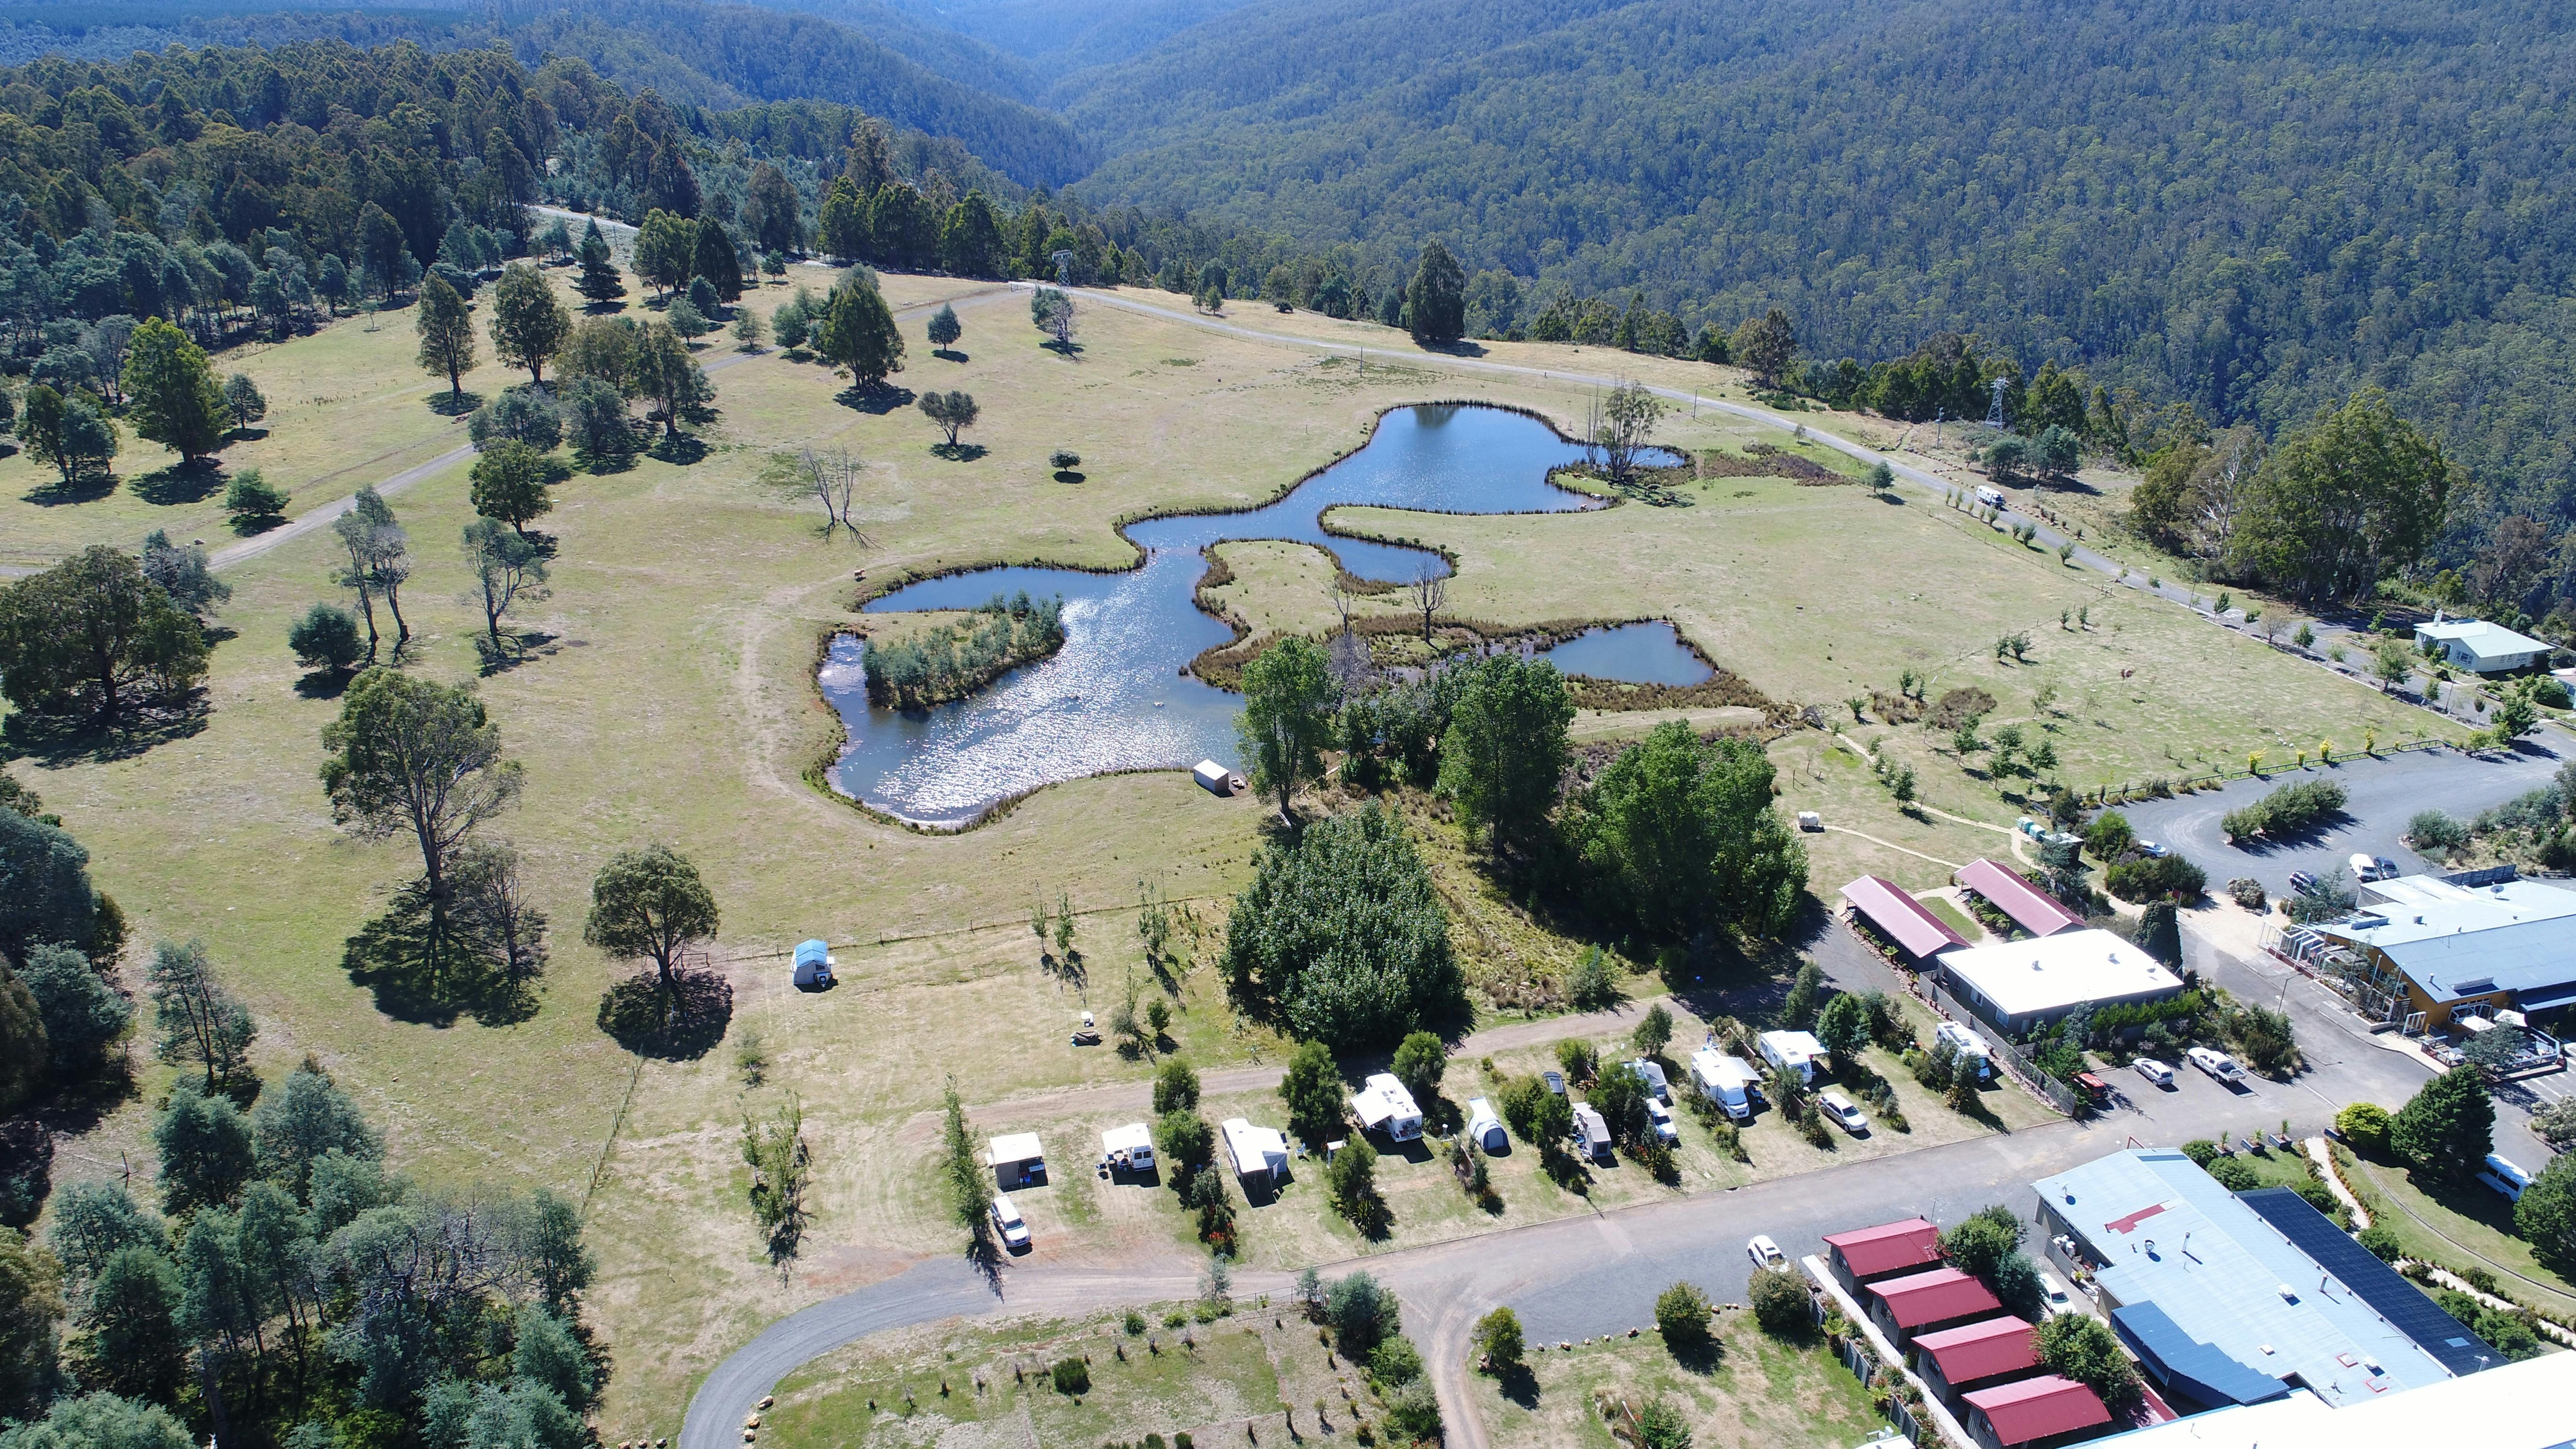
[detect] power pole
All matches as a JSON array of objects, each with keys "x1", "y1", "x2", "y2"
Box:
[{"x1": 1986, "y1": 377, "x2": 2009, "y2": 431}]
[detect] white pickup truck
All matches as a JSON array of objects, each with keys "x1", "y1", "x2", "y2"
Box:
[{"x1": 2186, "y1": 1046, "x2": 2244, "y2": 1085}]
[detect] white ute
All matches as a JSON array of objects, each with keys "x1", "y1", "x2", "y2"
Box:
[{"x1": 2186, "y1": 1046, "x2": 2244, "y2": 1084}]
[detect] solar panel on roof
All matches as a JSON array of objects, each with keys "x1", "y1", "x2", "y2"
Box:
[{"x1": 2238, "y1": 1189, "x2": 2499, "y2": 1377}]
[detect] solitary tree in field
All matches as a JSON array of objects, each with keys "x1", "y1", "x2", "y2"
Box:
[
  {"x1": 584, "y1": 844, "x2": 721, "y2": 998},
  {"x1": 1237, "y1": 636, "x2": 1335, "y2": 824},
  {"x1": 1405, "y1": 241, "x2": 1466, "y2": 344},
  {"x1": 1731, "y1": 308, "x2": 1797, "y2": 386},
  {"x1": 470, "y1": 441, "x2": 554, "y2": 538},
  {"x1": 1030, "y1": 287, "x2": 1076, "y2": 350},
  {"x1": 1593, "y1": 381, "x2": 1669, "y2": 483},
  {"x1": 815, "y1": 277, "x2": 904, "y2": 385},
  {"x1": 122, "y1": 317, "x2": 230, "y2": 465},
  {"x1": 490, "y1": 263, "x2": 572, "y2": 386},
  {"x1": 573, "y1": 221, "x2": 627, "y2": 306},
  {"x1": 927, "y1": 303, "x2": 962, "y2": 353},
  {"x1": 919, "y1": 390, "x2": 980, "y2": 449},
  {"x1": 462, "y1": 519, "x2": 548, "y2": 655},
  {"x1": 415, "y1": 272, "x2": 478, "y2": 402},
  {"x1": 321, "y1": 668, "x2": 523, "y2": 971}
]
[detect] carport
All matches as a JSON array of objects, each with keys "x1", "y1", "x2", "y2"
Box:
[{"x1": 1841, "y1": 875, "x2": 1969, "y2": 965}]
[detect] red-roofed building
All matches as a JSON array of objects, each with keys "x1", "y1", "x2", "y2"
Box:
[
  {"x1": 1915, "y1": 1316, "x2": 2042, "y2": 1405},
  {"x1": 1842, "y1": 875, "x2": 1969, "y2": 964},
  {"x1": 1822, "y1": 1216, "x2": 1942, "y2": 1295},
  {"x1": 1962, "y1": 1374, "x2": 2113, "y2": 1449},
  {"x1": 1956, "y1": 859, "x2": 2085, "y2": 938},
  {"x1": 1868, "y1": 1266, "x2": 2004, "y2": 1347}
]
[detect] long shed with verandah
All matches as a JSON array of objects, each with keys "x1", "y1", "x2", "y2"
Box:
[
  {"x1": 1955, "y1": 859, "x2": 2085, "y2": 938},
  {"x1": 1841, "y1": 874, "x2": 1969, "y2": 964}
]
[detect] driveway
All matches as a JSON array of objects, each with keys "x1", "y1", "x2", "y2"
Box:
[{"x1": 2113, "y1": 738, "x2": 2568, "y2": 898}]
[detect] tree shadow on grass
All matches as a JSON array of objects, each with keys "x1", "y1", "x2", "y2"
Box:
[
  {"x1": 929, "y1": 442, "x2": 988, "y2": 462},
  {"x1": 21, "y1": 469, "x2": 120, "y2": 506},
  {"x1": 575, "y1": 447, "x2": 639, "y2": 475},
  {"x1": 647, "y1": 433, "x2": 709, "y2": 466},
  {"x1": 341, "y1": 891, "x2": 542, "y2": 1028},
  {"x1": 1492, "y1": 1363, "x2": 1540, "y2": 1410},
  {"x1": 0, "y1": 694, "x2": 209, "y2": 765},
  {"x1": 596, "y1": 965, "x2": 734, "y2": 1060},
  {"x1": 835, "y1": 383, "x2": 917, "y2": 415},
  {"x1": 293, "y1": 668, "x2": 355, "y2": 700},
  {"x1": 427, "y1": 390, "x2": 483, "y2": 417},
  {"x1": 131, "y1": 460, "x2": 225, "y2": 506}
]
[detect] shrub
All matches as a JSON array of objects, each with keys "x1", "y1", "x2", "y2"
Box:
[
  {"x1": 1051, "y1": 1357, "x2": 1089, "y2": 1395},
  {"x1": 2105, "y1": 852, "x2": 2206, "y2": 904},
  {"x1": 2356, "y1": 1223, "x2": 2401, "y2": 1261},
  {"x1": 2180, "y1": 1138, "x2": 2222, "y2": 1167},
  {"x1": 2407, "y1": 809, "x2": 2471, "y2": 856},
  {"x1": 1326, "y1": 1137, "x2": 1388, "y2": 1233},
  {"x1": 1566, "y1": 945, "x2": 1618, "y2": 1009},
  {"x1": 2228, "y1": 877, "x2": 2266, "y2": 910},
  {"x1": 223, "y1": 468, "x2": 289, "y2": 528},
  {"x1": 1748, "y1": 1265, "x2": 1810, "y2": 1336},
  {"x1": 1380, "y1": 1380, "x2": 1441, "y2": 1444},
  {"x1": 288, "y1": 603, "x2": 364, "y2": 673},
  {"x1": 1634, "y1": 1398, "x2": 1692, "y2": 1449},
  {"x1": 1654, "y1": 1280, "x2": 1714, "y2": 1352},
  {"x1": 1326, "y1": 1272, "x2": 1397, "y2": 1355},
  {"x1": 2337, "y1": 1102, "x2": 2392, "y2": 1153},
  {"x1": 2221, "y1": 779, "x2": 2348, "y2": 840},
  {"x1": 1472, "y1": 1306, "x2": 1524, "y2": 1373},
  {"x1": 2035, "y1": 1312, "x2": 2140, "y2": 1406},
  {"x1": 1554, "y1": 1038, "x2": 1598, "y2": 1083},
  {"x1": 2206, "y1": 1156, "x2": 2259, "y2": 1191}
]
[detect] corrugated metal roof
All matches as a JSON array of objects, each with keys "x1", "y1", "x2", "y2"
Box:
[
  {"x1": 2319, "y1": 875, "x2": 2576, "y2": 1002},
  {"x1": 1842, "y1": 875, "x2": 1970, "y2": 958},
  {"x1": 1824, "y1": 1217, "x2": 1941, "y2": 1277},
  {"x1": 1958, "y1": 859, "x2": 2086, "y2": 936},
  {"x1": 1965, "y1": 1375, "x2": 2111, "y2": 1445},
  {"x1": 1871, "y1": 1267, "x2": 2003, "y2": 1328},
  {"x1": 1915, "y1": 1315, "x2": 2038, "y2": 1384},
  {"x1": 2110, "y1": 1301, "x2": 2290, "y2": 1406},
  {"x1": 2034, "y1": 1150, "x2": 2461, "y2": 1407}
]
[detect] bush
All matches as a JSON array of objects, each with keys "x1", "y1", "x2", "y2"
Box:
[
  {"x1": 1222, "y1": 805, "x2": 1464, "y2": 1049},
  {"x1": 2221, "y1": 779, "x2": 2348, "y2": 840},
  {"x1": 1566, "y1": 944, "x2": 1618, "y2": 1009},
  {"x1": 1635, "y1": 1397, "x2": 1692, "y2": 1449},
  {"x1": 2105, "y1": 852, "x2": 2206, "y2": 904},
  {"x1": 2227, "y1": 877, "x2": 2266, "y2": 910},
  {"x1": 2356, "y1": 1223, "x2": 2401, "y2": 1261},
  {"x1": 1472, "y1": 1306, "x2": 1524, "y2": 1373},
  {"x1": 2337, "y1": 1102, "x2": 2392, "y2": 1153},
  {"x1": 2206, "y1": 1156, "x2": 2259, "y2": 1191},
  {"x1": 223, "y1": 468, "x2": 289, "y2": 528},
  {"x1": 1156, "y1": 1111, "x2": 1214, "y2": 1176},
  {"x1": 1367, "y1": 1333, "x2": 1425, "y2": 1387},
  {"x1": 1326, "y1": 1272, "x2": 1398, "y2": 1354},
  {"x1": 1380, "y1": 1380, "x2": 1441, "y2": 1444},
  {"x1": 2407, "y1": 809, "x2": 2471, "y2": 856},
  {"x1": 1748, "y1": 1265, "x2": 1810, "y2": 1336},
  {"x1": 288, "y1": 603, "x2": 364, "y2": 673},
  {"x1": 1326, "y1": 1137, "x2": 1388, "y2": 1233},
  {"x1": 1051, "y1": 1357, "x2": 1089, "y2": 1395},
  {"x1": 2035, "y1": 1312, "x2": 2140, "y2": 1406},
  {"x1": 1654, "y1": 1280, "x2": 1714, "y2": 1352},
  {"x1": 1554, "y1": 1038, "x2": 1598, "y2": 1083},
  {"x1": 2180, "y1": 1138, "x2": 2222, "y2": 1167}
]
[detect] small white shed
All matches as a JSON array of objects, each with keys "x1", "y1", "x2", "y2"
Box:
[
  {"x1": 1193, "y1": 759, "x2": 1247, "y2": 796},
  {"x1": 987, "y1": 1132, "x2": 1046, "y2": 1188},
  {"x1": 1102, "y1": 1122, "x2": 1156, "y2": 1173},
  {"x1": 1465, "y1": 1096, "x2": 1507, "y2": 1153}
]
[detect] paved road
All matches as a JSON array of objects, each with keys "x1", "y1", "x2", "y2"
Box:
[{"x1": 2113, "y1": 737, "x2": 2567, "y2": 898}]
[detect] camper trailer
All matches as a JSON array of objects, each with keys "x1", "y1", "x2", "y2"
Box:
[
  {"x1": 1465, "y1": 1097, "x2": 1507, "y2": 1152},
  {"x1": 1758, "y1": 1029, "x2": 1828, "y2": 1084},
  {"x1": 1102, "y1": 1122, "x2": 1156, "y2": 1175},
  {"x1": 1221, "y1": 1118, "x2": 1291, "y2": 1187},
  {"x1": 987, "y1": 1133, "x2": 1045, "y2": 1188},
  {"x1": 1193, "y1": 760, "x2": 1246, "y2": 797},
  {"x1": 1353, "y1": 1073, "x2": 1425, "y2": 1142},
  {"x1": 792, "y1": 939, "x2": 835, "y2": 990},
  {"x1": 1690, "y1": 1047, "x2": 1763, "y2": 1120}
]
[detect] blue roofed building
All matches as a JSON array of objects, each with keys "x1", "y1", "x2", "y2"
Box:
[
  {"x1": 2032, "y1": 1150, "x2": 2494, "y2": 1414},
  {"x1": 2312, "y1": 871, "x2": 2576, "y2": 1030}
]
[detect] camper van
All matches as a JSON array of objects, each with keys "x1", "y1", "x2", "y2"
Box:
[
  {"x1": 1690, "y1": 1047, "x2": 1763, "y2": 1121},
  {"x1": 1974, "y1": 485, "x2": 2006, "y2": 509},
  {"x1": 1934, "y1": 1022, "x2": 1993, "y2": 1081},
  {"x1": 1758, "y1": 1029, "x2": 1827, "y2": 1084},
  {"x1": 2480, "y1": 1153, "x2": 2535, "y2": 1203},
  {"x1": 1102, "y1": 1122, "x2": 1156, "y2": 1175},
  {"x1": 1353, "y1": 1073, "x2": 1425, "y2": 1142}
]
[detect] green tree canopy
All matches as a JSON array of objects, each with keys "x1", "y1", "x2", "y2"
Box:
[
  {"x1": 2230, "y1": 390, "x2": 2453, "y2": 603},
  {"x1": 152, "y1": 1081, "x2": 254, "y2": 1214},
  {"x1": 1436, "y1": 654, "x2": 1574, "y2": 860},
  {"x1": 490, "y1": 262, "x2": 572, "y2": 386},
  {"x1": 1391, "y1": 1030, "x2": 1447, "y2": 1105},
  {"x1": 1237, "y1": 636, "x2": 1335, "y2": 823},
  {"x1": 2390, "y1": 1065, "x2": 2493, "y2": 1183},
  {"x1": 1277, "y1": 1039, "x2": 1346, "y2": 1145},
  {"x1": 0, "y1": 808, "x2": 97, "y2": 966},
  {"x1": 2035, "y1": 1312, "x2": 2141, "y2": 1406},
  {"x1": 1567, "y1": 720, "x2": 1807, "y2": 941},
  {"x1": 1224, "y1": 805, "x2": 1461, "y2": 1048},
  {"x1": 0, "y1": 546, "x2": 207, "y2": 720},
  {"x1": 320, "y1": 668, "x2": 523, "y2": 964},
  {"x1": 1405, "y1": 241, "x2": 1466, "y2": 342},
  {"x1": 415, "y1": 271, "x2": 477, "y2": 401},
  {"x1": 2514, "y1": 1151, "x2": 2576, "y2": 1277},
  {"x1": 469, "y1": 442, "x2": 555, "y2": 538},
  {"x1": 584, "y1": 844, "x2": 720, "y2": 994},
  {"x1": 121, "y1": 317, "x2": 230, "y2": 465},
  {"x1": 814, "y1": 275, "x2": 904, "y2": 386}
]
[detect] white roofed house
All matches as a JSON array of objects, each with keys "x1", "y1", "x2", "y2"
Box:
[
  {"x1": 2313, "y1": 871, "x2": 2576, "y2": 1030},
  {"x1": 2414, "y1": 617, "x2": 2549, "y2": 674}
]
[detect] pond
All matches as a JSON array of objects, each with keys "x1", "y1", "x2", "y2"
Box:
[
  {"x1": 1527, "y1": 621, "x2": 1714, "y2": 686},
  {"x1": 821, "y1": 405, "x2": 1683, "y2": 826}
]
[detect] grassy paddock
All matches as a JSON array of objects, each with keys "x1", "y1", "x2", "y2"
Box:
[
  {"x1": 2, "y1": 267, "x2": 2438, "y2": 1436},
  {"x1": 1471, "y1": 1304, "x2": 1887, "y2": 1449}
]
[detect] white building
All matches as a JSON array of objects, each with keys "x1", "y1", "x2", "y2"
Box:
[
  {"x1": 1220, "y1": 1117, "x2": 1290, "y2": 1186},
  {"x1": 986, "y1": 1132, "x2": 1045, "y2": 1188},
  {"x1": 1939, "y1": 927, "x2": 2182, "y2": 1033},
  {"x1": 2414, "y1": 617, "x2": 2549, "y2": 674},
  {"x1": 1352, "y1": 1072, "x2": 1424, "y2": 1141}
]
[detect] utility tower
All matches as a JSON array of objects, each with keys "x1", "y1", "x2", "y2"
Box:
[
  {"x1": 1051, "y1": 250, "x2": 1076, "y2": 287},
  {"x1": 1986, "y1": 377, "x2": 2009, "y2": 430}
]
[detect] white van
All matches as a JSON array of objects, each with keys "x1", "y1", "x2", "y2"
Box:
[
  {"x1": 2480, "y1": 1154, "x2": 2534, "y2": 1203},
  {"x1": 1974, "y1": 485, "x2": 2006, "y2": 509},
  {"x1": 990, "y1": 1193, "x2": 1030, "y2": 1251},
  {"x1": 2187, "y1": 1046, "x2": 2243, "y2": 1084}
]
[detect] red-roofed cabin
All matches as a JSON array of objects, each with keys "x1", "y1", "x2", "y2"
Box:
[
  {"x1": 1841, "y1": 876, "x2": 1969, "y2": 965},
  {"x1": 1963, "y1": 1374, "x2": 2113, "y2": 1449},
  {"x1": 1915, "y1": 1316, "x2": 2041, "y2": 1406},
  {"x1": 1867, "y1": 1266, "x2": 2004, "y2": 1348},
  {"x1": 1955, "y1": 859, "x2": 2085, "y2": 938},
  {"x1": 1822, "y1": 1216, "x2": 1942, "y2": 1296}
]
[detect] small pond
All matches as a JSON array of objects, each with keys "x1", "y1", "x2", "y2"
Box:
[
  {"x1": 822, "y1": 405, "x2": 1685, "y2": 825},
  {"x1": 1527, "y1": 621, "x2": 1713, "y2": 686}
]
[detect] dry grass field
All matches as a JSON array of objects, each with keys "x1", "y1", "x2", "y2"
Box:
[
  {"x1": 0, "y1": 261, "x2": 2464, "y2": 1434},
  {"x1": 1467, "y1": 1304, "x2": 1888, "y2": 1449}
]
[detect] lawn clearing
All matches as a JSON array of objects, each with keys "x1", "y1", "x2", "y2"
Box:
[
  {"x1": 1471, "y1": 1304, "x2": 1889, "y2": 1449},
  {"x1": 2342, "y1": 1148, "x2": 2576, "y2": 1315}
]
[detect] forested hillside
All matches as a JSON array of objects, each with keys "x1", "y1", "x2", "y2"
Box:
[{"x1": 1062, "y1": 0, "x2": 2576, "y2": 570}]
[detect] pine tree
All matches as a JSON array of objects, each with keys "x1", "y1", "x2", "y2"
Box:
[
  {"x1": 814, "y1": 277, "x2": 904, "y2": 386},
  {"x1": 573, "y1": 221, "x2": 626, "y2": 306},
  {"x1": 414, "y1": 272, "x2": 478, "y2": 402},
  {"x1": 692, "y1": 217, "x2": 743, "y2": 302},
  {"x1": 121, "y1": 316, "x2": 230, "y2": 464},
  {"x1": 1405, "y1": 241, "x2": 1467, "y2": 343},
  {"x1": 2391, "y1": 1065, "x2": 2494, "y2": 1183}
]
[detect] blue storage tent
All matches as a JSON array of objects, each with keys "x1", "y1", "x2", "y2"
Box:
[{"x1": 793, "y1": 939, "x2": 834, "y2": 989}]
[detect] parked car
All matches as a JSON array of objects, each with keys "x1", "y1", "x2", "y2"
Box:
[
  {"x1": 1542, "y1": 1070, "x2": 1567, "y2": 1098},
  {"x1": 2187, "y1": 1046, "x2": 2245, "y2": 1084},
  {"x1": 2133, "y1": 1057, "x2": 2176, "y2": 1087},
  {"x1": 1747, "y1": 1235, "x2": 1788, "y2": 1270},
  {"x1": 2288, "y1": 870, "x2": 2320, "y2": 896},
  {"x1": 1819, "y1": 1089, "x2": 1869, "y2": 1135},
  {"x1": 1646, "y1": 1095, "x2": 1680, "y2": 1144},
  {"x1": 991, "y1": 1193, "x2": 1030, "y2": 1251},
  {"x1": 2480, "y1": 1153, "x2": 2534, "y2": 1203},
  {"x1": 2074, "y1": 1070, "x2": 2112, "y2": 1104},
  {"x1": 2348, "y1": 852, "x2": 2401, "y2": 882},
  {"x1": 2136, "y1": 839, "x2": 2170, "y2": 858}
]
